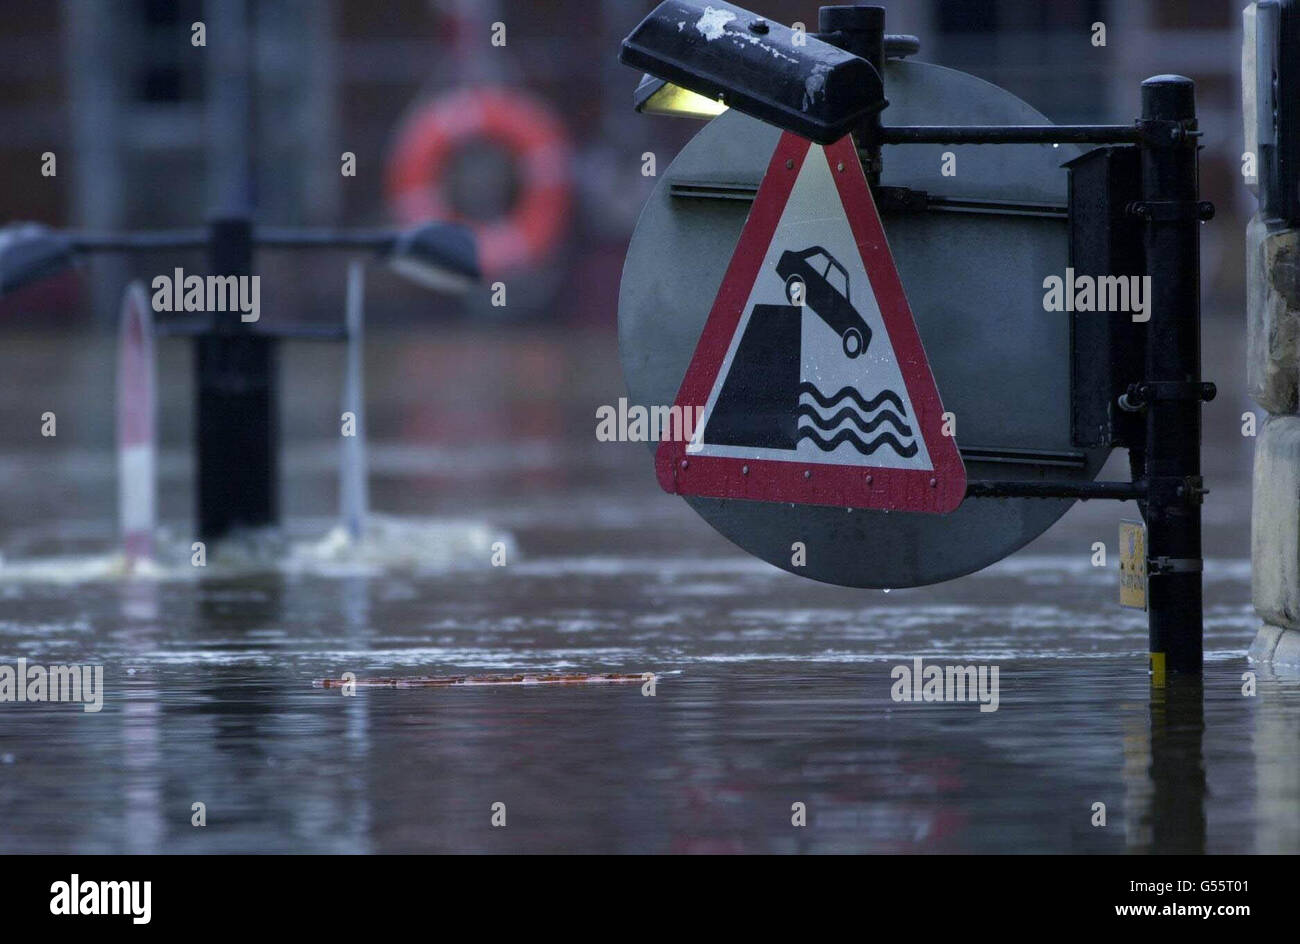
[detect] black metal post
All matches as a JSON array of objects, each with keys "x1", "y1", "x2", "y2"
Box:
[
  {"x1": 818, "y1": 4, "x2": 886, "y2": 187},
  {"x1": 195, "y1": 216, "x2": 277, "y2": 541},
  {"x1": 1139, "y1": 76, "x2": 1203, "y2": 678}
]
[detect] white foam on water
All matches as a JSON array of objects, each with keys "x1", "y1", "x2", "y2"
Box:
[
  {"x1": 0, "y1": 513, "x2": 512, "y2": 585},
  {"x1": 0, "y1": 550, "x2": 164, "y2": 583}
]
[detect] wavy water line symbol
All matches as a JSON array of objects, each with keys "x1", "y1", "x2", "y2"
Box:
[
  {"x1": 796, "y1": 427, "x2": 919, "y2": 457},
  {"x1": 798, "y1": 383, "x2": 905, "y2": 415},
  {"x1": 795, "y1": 404, "x2": 913, "y2": 437},
  {"x1": 796, "y1": 382, "x2": 917, "y2": 457}
]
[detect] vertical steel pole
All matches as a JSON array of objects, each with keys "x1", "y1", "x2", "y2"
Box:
[
  {"x1": 1140, "y1": 76, "x2": 1203, "y2": 678},
  {"x1": 195, "y1": 217, "x2": 278, "y2": 541},
  {"x1": 340, "y1": 260, "x2": 368, "y2": 542},
  {"x1": 818, "y1": 4, "x2": 885, "y2": 188}
]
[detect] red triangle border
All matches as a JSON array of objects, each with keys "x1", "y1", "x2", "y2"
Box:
[{"x1": 654, "y1": 132, "x2": 966, "y2": 514}]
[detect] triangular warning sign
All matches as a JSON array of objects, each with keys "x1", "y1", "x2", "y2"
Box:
[{"x1": 656, "y1": 132, "x2": 966, "y2": 514}]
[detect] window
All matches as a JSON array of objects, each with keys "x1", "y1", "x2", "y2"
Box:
[
  {"x1": 803, "y1": 250, "x2": 829, "y2": 273},
  {"x1": 825, "y1": 262, "x2": 848, "y2": 298}
]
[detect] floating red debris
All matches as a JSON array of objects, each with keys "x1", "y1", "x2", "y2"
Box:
[{"x1": 315, "y1": 672, "x2": 654, "y2": 689}]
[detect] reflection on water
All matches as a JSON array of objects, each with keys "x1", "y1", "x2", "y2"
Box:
[
  {"x1": 1123, "y1": 680, "x2": 1206, "y2": 853},
  {"x1": 0, "y1": 557, "x2": 1292, "y2": 853},
  {"x1": 1253, "y1": 665, "x2": 1300, "y2": 854},
  {"x1": 0, "y1": 331, "x2": 1292, "y2": 852}
]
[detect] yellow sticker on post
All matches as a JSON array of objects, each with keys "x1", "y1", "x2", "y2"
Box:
[{"x1": 1119, "y1": 520, "x2": 1147, "y2": 610}]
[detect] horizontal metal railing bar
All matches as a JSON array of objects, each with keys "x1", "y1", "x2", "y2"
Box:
[
  {"x1": 965, "y1": 479, "x2": 1145, "y2": 500},
  {"x1": 958, "y1": 446, "x2": 1088, "y2": 468},
  {"x1": 67, "y1": 228, "x2": 399, "y2": 253},
  {"x1": 880, "y1": 124, "x2": 1140, "y2": 145},
  {"x1": 668, "y1": 181, "x2": 1068, "y2": 218}
]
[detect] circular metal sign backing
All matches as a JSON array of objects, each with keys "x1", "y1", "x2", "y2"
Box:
[{"x1": 619, "y1": 58, "x2": 1109, "y2": 588}]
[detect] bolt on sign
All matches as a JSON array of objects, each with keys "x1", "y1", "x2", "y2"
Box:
[
  {"x1": 1119, "y1": 519, "x2": 1147, "y2": 610},
  {"x1": 655, "y1": 132, "x2": 965, "y2": 513}
]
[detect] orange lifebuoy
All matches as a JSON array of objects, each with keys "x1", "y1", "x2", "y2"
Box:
[{"x1": 385, "y1": 88, "x2": 572, "y2": 275}]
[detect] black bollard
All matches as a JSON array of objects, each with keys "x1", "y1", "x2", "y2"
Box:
[
  {"x1": 1139, "y1": 76, "x2": 1206, "y2": 678},
  {"x1": 194, "y1": 216, "x2": 278, "y2": 542}
]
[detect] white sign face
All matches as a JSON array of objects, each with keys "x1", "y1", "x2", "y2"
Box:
[{"x1": 686, "y1": 143, "x2": 932, "y2": 473}]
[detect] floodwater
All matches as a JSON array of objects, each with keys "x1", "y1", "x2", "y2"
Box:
[{"x1": 0, "y1": 325, "x2": 1295, "y2": 854}]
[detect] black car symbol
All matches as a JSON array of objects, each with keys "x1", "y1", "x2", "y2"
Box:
[{"x1": 775, "y1": 246, "x2": 872, "y2": 358}]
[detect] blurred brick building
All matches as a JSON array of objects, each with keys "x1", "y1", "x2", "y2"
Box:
[{"x1": 0, "y1": 0, "x2": 1250, "y2": 328}]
